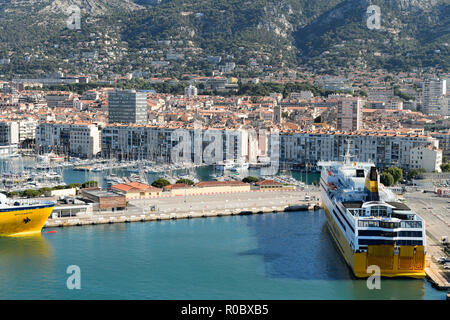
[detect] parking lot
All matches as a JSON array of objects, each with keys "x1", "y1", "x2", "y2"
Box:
[{"x1": 404, "y1": 191, "x2": 450, "y2": 283}]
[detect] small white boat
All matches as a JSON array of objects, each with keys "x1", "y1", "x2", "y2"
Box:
[{"x1": 215, "y1": 160, "x2": 235, "y2": 171}]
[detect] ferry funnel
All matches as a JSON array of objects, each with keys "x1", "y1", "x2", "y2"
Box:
[{"x1": 365, "y1": 166, "x2": 380, "y2": 201}]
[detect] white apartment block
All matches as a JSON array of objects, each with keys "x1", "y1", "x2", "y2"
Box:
[
  {"x1": 18, "y1": 119, "x2": 37, "y2": 142},
  {"x1": 337, "y1": 98, "x2": 362, "y2": 132},
  {"x1": 409, "y1": 146, "x2": 443, "y2": 172},
  {"x1": 0, "y1": 121, "x2": 19, "y2": 145},
  {"x1": 36, "y1": 123, "x2": 101, "y2": 158},
  {"x1": 184, "y1": 85, "x2": 198, "y2": 97},
  {"x1": 422, "y1": 78, "x2": 447, "y2": 116},
  {"x1": 279, "y1": 131, "x2": 439, "y2": 169},
  {"x1": 431, "y1": 132, "x2": 450, "y2": 160},
  {"x1": 101, "y1": 125, "x2": 249, "y2": 164},
  {"x1": 367, "y1": 89, "x2": 394, "y2": 103},
  {"x1": 290, "y1": 91, "x2": 313, "y2": 100}
]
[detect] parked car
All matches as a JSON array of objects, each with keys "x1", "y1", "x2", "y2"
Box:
[{"x1": 437, "y1": 257, "x2": 449, "y2": 264}]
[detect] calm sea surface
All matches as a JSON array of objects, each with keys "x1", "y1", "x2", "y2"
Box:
[{"x1": 0, "y1": 211, "x2": 445, "y2": 300}]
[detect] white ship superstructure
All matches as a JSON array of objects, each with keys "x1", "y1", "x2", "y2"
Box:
[{"x1": 318, "y1": 150, "x2": 426, "y2": 278}]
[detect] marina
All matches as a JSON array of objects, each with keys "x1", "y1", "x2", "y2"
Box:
[{"x1": 0, "y1": 155, "x2": 319, "y2": 191}]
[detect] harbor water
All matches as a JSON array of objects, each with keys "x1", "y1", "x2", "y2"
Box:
[
  {"x1": 0, "y1": 210, "x2": 445, "y2": 299},
  {"x1": 0, "y1": 157, "x2": 445, "y2": 299}
]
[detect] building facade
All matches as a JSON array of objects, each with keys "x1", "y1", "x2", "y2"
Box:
[
  {"x1": 279, "y1": 131, "x2": 439, "y2": 170},
  {"x1": 101, "y1": 125, "x2": 249, "y2": 164},
  {"x1": 409, "y1": 145, "x2": 443, "y2": 172},
  {"x1": 108, "y1": 90, "x2": 147, "y2": 124},
  {"x1": 36, "y1": 122, "x2": 101, "y2": 158},
  {"x1": 0, "y1": 121, "x2": 19, "y2": 145},
  {"x1": 422, "y1": 78, "x2": 447, "y2": 116},
  {"x1": 431, "y1": 132, "x2": 450, "y2": 161},
  {"x1": 337, "y1": 98, "x2": 362, "y2": 132}
]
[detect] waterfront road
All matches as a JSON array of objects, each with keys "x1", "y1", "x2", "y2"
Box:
[
  {"x1": 404, "y1": 191, "x2": 450, "y2": 288},
  {"x1": 404, "y1": 191, "x2": 449, "y2": 246}
]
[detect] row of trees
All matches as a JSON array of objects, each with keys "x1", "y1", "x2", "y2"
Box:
[
  {"x1": 441, "y1": 163, "x2": 450, "y2": 173},
  {"x1": 150, "y1": 176, "x2": 261, "y2": 188},
  {"x1": 379, "y1": 166, "x2": 438, "y2": 186},
  {"x1": 150, "y1": 178, "x2": 196, "y2": 189},
  {"x1": 6, "y1": 181, "x2": 99, "y2": 198},
  {"x1": 379, "y1": 167, "x2": 403, "y2": 187}
]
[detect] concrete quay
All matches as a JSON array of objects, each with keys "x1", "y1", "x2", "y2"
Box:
[
  {"x1": 44, "y1": 188, "x2": 322, "y2": 229},
  {"x1": 404, "y1": 191, "x2": 450, "y2": 291}
]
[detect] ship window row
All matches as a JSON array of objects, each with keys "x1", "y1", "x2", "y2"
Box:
[
  {"x1": 358, "y1": 220, "x2": 422, "y2": 229},
  {"x1": 358, "y1": 239, "x2": 423, "y2": 246},
  {"x1": 358, "y1": 230, "x2": 422, "y2": 237}
]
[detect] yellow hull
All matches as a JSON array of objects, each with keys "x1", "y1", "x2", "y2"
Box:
[
  {"x1": 0, "y1": 204, "x2": 54, "y2": 237},
  {"x1": 323, "y1": 204, "x2": 426, "y2": 279}
]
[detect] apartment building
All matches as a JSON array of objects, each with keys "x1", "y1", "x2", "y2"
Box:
[
  {"x1": 18, "y1": 119, "x2": 38, "y2": 142},
  {"x1": 279, "y1": 130, "x2": 439, "y2": 170},
  {"x1": 336, "y1": 98, "x2": 362, "y2": 132},
  {"x1": 108, "y1": 90, "x2": 147, "y2": 124},
  {"x1": 409, "y1": 145, "x2": 443, "y2": 172},
  {"x1": 0, "y1": 121, "x2": 19, "y2": 145},
  {"x1": 184, "y1": 85, "x2": 198, "y2": 97},
  {"x1": 101, "y1": 125, "x2": 249, "y2": 164},
  {"x1": 45, "y1": 92, "x2": 74, "y2": 108},
  {"x1": 36, "y1": 122, "x2": 101, "y2": 158},
  {"x1": 431, "y1": 132, "x2": 450, "y2": 161},
  {"x1": 35, "y1": 122, "x2": 442, "y2": 170},
  {"x1": 422, "y1": 78, "x2": 447, "y2": 116}
]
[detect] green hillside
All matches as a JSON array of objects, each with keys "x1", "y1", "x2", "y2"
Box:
[{"x1": 0, "y1": 0, "x2": 448, "y2": 77}]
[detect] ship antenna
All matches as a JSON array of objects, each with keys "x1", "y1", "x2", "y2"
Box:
[{"x1": 344, "y1": 140, "x2": 352, "y2": 165}]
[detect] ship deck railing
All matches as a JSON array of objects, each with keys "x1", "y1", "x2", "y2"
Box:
[
  {"x1": 6, "y1": 199, "x2": 54, "y2": 207},
  {"x1": 357, "y1": 219, "x2": 423, "y2": 229}
]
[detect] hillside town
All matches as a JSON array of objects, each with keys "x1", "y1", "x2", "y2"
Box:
[{"x1": 0, "y1": 71, "x2": 448, "y2": 173}]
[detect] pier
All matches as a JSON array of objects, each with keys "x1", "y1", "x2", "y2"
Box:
[
  {"x1": 425, "y1": 260, "x2": 450, "y2": 290},
  {"x1": 404, "y1": 191, "x2": 450, "y2": 291},
  {"x1": 44, "y1": 189, "x2": 322, "y2": 228}
]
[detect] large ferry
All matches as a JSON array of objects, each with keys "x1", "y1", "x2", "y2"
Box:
[
  {"x1": 0, "y1": 193, "x2": 54, "y2": 237},
  {"x1": 318, "y1": 149, "x2": 426, "y2": 278}
]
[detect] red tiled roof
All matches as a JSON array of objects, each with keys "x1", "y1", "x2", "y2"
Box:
[{"x1": 112, "y1": 182, "x2": 161, "y2": 193}]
